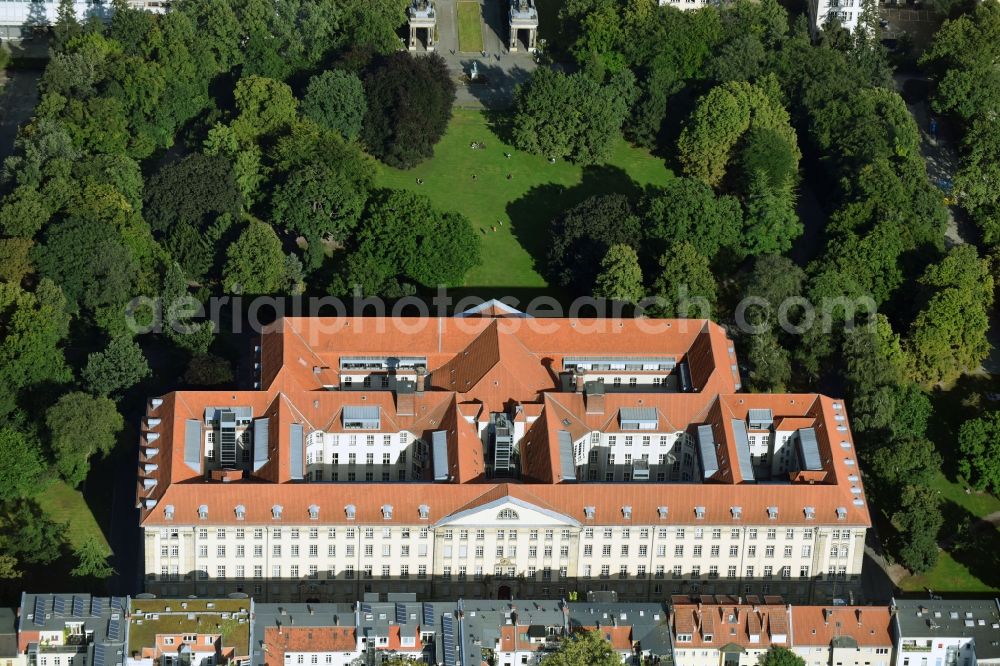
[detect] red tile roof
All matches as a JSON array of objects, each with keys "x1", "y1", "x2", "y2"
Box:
[
  {"x1": 671, "y1": 597, "x2": 791, "y2": 649},
  {"x1": 791, "y1": 607, "x2": 892, "y2": 648},
  {"x1": 263, "y1": 626, "x2": 356, "y2": 666},
  {"x1": 137, "y1": 315, "x2": 869, "y2": 531}
]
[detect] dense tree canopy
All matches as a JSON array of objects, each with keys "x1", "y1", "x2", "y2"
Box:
[
  {"x1": 512, "y1": 68, "x2": 636, "y2": 164},
  {"x1": 548, "y1": 194, "x2": 641, "y2": 292},
  {"x1": 46, "y1": 392, "x2": 124, "y2": 487},
  {"x1": 545, "y1": 630, "x2": 621, "y2": 666},
  {"x1": 301, "y1": 69, "x2": 367, "y2": 141},
  {"x1": 593, "y1": 244, "x2": 645, "y2": 304},
  {"x1": 362, "y1": 53, "x2": 455, "y2": 168}
]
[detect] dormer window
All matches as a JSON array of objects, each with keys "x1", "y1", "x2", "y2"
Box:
[
  {"x1": 730, "y1": 506, "x2": 742, "y2": 519},
  {"x1": 622, "y1": 506, "x2": 632, "y2": 520},
  {"x1": 235, "y1": 505, "x2": 246, "y2": 520},
  {"x1": 272, "y1": 504, "x2": 283, "y2": 520},
  {"x1": 584, "y1": 506, "x2": 596, "y2": 520},
  {"x1": 198, "y1": 505, "x2": 208, "y2": 520},
  {"x1": 767, "y1": 506, "x2": 778, "y2": 520},
  {"x1": 836, "y1": 507, "x2": 847, "y2": 520},
  {"x1": 382, "y1": 505, "x2": 393, "y2": 520},
  {"x1": 418, "y1": 504, "x2": 430, "y2": 520},
  {"x1": 346, "y1": 504, "x2": 357, "y2": 520},
  {"x1": 164, "y1": 504, "x2": 175, "y2": 521},
  {"x1": 804, "y1": 506, "x2": 816, "y2": 520},
  {"x1": 657, "y1": 506, "x2": 668, "y2": 519},
  {"x1": 694, "y1": 506, "x2": 705, "y2": 520},
  {"x1": 308, "y1": 504, "x2": 320, "y2": 520}
]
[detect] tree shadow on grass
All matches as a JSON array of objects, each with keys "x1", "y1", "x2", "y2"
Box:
[
  {"x1": 935, "y1": 499, "x2": 1000, "y2": 593},
  {"x1": 457, "y1": 60, "x2": 535, "y2": 112},
  {"x1": 928, "y1": 374, "x2": 1000, "y2": 480},
  {"x1": 505, "y1": 164, "x2": 646, "y2": 286}
]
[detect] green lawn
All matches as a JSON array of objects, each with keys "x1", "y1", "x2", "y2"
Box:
[
  {"x1": 376, "y1": 109, "x2": 673, "y2": 291},
  {"x1": 36, "y1": 479, "x2": 111, "y2": 555},
  {"x1": 457, "y1": 2, "x2": 484, "y2": 53}
]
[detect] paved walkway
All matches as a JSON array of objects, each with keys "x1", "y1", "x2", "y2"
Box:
[{"x1": 431, "y1": 0, "x2": 537, "y2": 109}]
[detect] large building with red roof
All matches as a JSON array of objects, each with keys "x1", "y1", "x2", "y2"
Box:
[{"x1": 138, "y1": 308, "x2": 869, "y2": 603}]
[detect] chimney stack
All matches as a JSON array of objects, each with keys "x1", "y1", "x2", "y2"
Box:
[
  {"x1": 823, "y1": 609, "x2": 831, "y2": 625},
  {"x1": 416, "y1": 366, "x2": 427, "y2": 393},
  {"x1": 574, "y1": 367, "x2": 585, "y2": 392}
]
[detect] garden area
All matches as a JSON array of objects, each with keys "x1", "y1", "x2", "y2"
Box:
[
  {"x1": 376, "y1": 109, "x2": 673, "y2": 290},
  {"x1": 457, "y1": 2, "x2": 485, "y2": 53}
]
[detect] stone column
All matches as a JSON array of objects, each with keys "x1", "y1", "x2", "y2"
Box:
[
  {"x1": 509, "y1": 21, "x2": 518, "y2": 52},
  {"x1": 409, "y1": 24, "x2": 417, "y2": 51}
]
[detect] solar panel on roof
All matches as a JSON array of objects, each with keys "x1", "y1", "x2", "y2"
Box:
[
  {"x1": 108, "y1": 618, "x2": 121, "y2": 641},
  {"x1": 91, "y1": 598, "x2": 105, "y2": 615},
  {"x1": 112, "y1": 597, "x2": 126, "y2": 612},
  {"x1": 395, "y1": 603, "x2": 407, "y2": 624},
  {"x1": 72, "y1": 596, "x2": 85, "y2": 617},
  {"x1": 94, "y1": 644, "x2": 106, "y2": 666},
  {"x1": 423, "y1": 603, "x2": 434, "y2": 625},
  {"x1": 361, "y1": 602, "x2": 372, "y2": 615},
  {"x1": 33, "y1": 597, "x2": 45, "y2": 626},
  {"x1": 53, "y1": 597, "x2": 66, "y2": 616},
  {"x1": 442, "y1": 614, "x2": 456, "y2": 666}
]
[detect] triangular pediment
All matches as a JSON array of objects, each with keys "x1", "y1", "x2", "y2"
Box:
[{"x1": 436, "y1": 492, "x2": 578, "y2": 527}]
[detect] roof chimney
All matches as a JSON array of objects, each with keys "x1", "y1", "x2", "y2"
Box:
[
  {"x1": 415, "y1": 366, "x2": 427, "y2": 393},
  {"x1": 824, "y1": 609, "x2": 831, "y2": 625},
  {"x1": 574, "y1": 367, "x2": 585, "y2": 392},
  {"x1": 856, "y1": 609, "x2": 862, "y2": 626}
]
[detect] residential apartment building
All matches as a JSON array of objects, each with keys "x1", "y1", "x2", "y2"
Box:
[
  {"x1": 807, "y1": 0, "x2": 872, "y2": 34},
  {"x1": 137, "y1": 306, "x2": 870, "y2": 603},
  {"x1": 125, "y1": 599, "x2": 251, "y2": 666},
  {"x1": 15, "y1": 595, "x2": 127, "y2": 666},
  {"x1": 892, "y1": 599, "x2": 1000, "y2": 666},
  {"x1": 792, "y1": 605, "x2": 893, "y2": 666}
]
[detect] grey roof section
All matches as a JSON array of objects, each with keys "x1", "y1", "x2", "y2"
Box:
[
  {"x1": 204, "y1": 406, "x2": 252, "y2": 422},
  {"x1": 747, "y1": 408, "x2": 773, "y2": 428},
  {"x1": 343, "y1": 405, "x2": 380, "y2": 429},
  {"x1": 731, "y1": 419, "x2": 755, "y2": 482},
  {"x1": 620, "y1": 407, "x2": 658, "y2": 424},
  {"x1": 796, "y1": 427, "x2": 823, "y2": 471},
  {"x1": 252, "y1": 418, "x2": 269, "y2": 472},
  {"x1": 696, "y1": 425, "x2": 719, "y2": 478},
  {"x1": 557, "y1": 430, "x2": 576, "y2": 481},
  {"x1": 289, "y1": 423, "x2": 304, "y2": 480},
  {"x1": 251, "y1": 602, "x2": 356, "y2": 666},
  {"x1": 432, "y1": 430, "x2": 449, "y2": 481},
  {"x1": 19, "y1": 594, "x2": 125, "y2": 666},
  {"x1": 893, "y1": 599, "x2": 1000, "y2": 660},
  {"x1": 0, "y1": 607, "x2": 14, "y2": 658},
  {"x1": 183, "y1": 419, "x2": 202, "y2": 473}
]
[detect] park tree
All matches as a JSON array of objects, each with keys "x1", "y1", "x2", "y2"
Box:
[
  {"x1": 760, "y1": 647, "x2": 806, "y2": 666},
  {"x1": 333, "y1": 190, "x2": 480, "y2": 296},
  {"x1": 184, "y1": 354, "x2": 234, "y2": 386},
  {"x1": 651, "y1": 242, "x2": 717, "y2": 318},
  {"x1": 223, "y1": 219, "x2": 290, "y2": 295},
  {"x1": 511, "y1": 68, "x2": 636, "y2": 164},
  {"x1": 145, "y1": 153, "x2": 243, "y2": 234},
  {"x1": 742, "y1": 254, "x2": 807, "y2": 327},
  {"x1": 33, "y1": 218, "x2": 138, "y2": 313},
  {"x1": 301, "y1": 70, "x2": 367, "y2": 141},
  {"x1": 546, "y1": 630, "x2": 621, "y2": 666},
  {"x1": 907, "y1": 245, "x2": 994, "y2": 385},
  {"x1": 270, "y1": 122, "x2": 375, "y2": 257},
  {"x1": 362, "y1": 52, "x2": 455, "y2": 168},
  {"x1": 742, "y1": 171, "x2": 802, "y2": 256},
  {"x1": 231, "y1": 75, "x2": 299, "y2": 142},
  {"x1": 0, "y1": 280, "x2": 71, "y2": 418},
  {"x1": 0, "y1": 238, "x2": 34, "y2": 284},
  {"x1": 745, "y1": 327, "x2": 792, "y2": 392},
  {"x1": 2, "y1": 117, "x2": 78, "y2": 191},
  {"x1": 920, "y1": 0, "x2": 1000, "y2": 125},
  {"x1": 867, "y1": 438, "x2": 941, "y2": 490},
  {"x1": 159, "y1": 263, "x2": 215, "y2": 355},
  {"x1": 341, "y1": 0, "x2": 409, "y2": 54},
  {"x1": 71, "y1": 537, "x2": 115, "y2": 579},
  {"x1": 737, "y1": 126, "x2": 799, "y2": 191},
  {"x1": 892, "y1": 485, "x2": 943, "y2": 573},
  {"x1": 53, "y1": 0, "x2": 82, "y2": 50},
  {"x1": 642, "y1": 178, "x2": 744, "y2": 260},
  {"x1": 958, "y1": 411, "x2": 1000, "y2": 494},
  {"x1": 676, "y1": 76, "x2": 799, "y2": 188},
  {"x1": 0, "y1": 427, "x2": 46, "y2": 501},
  {"x1": 593, "y1": 244, "x2": 645, "y2": 304},
  {"x1": 548, "y1": 194, "x2": 642, "y2": 292},
  {"x1": 0, "y1": 186, "x2": 51, "y2": 238},
  {"x1": 82, "y1": 335, "x2": 151, "y2": 398},
  {"x1": 46, "y1": 392, "x2": 124, "y2": 487},
  {"x1": 0, "y1": 500, "x2": 66, "y2": 567}
]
